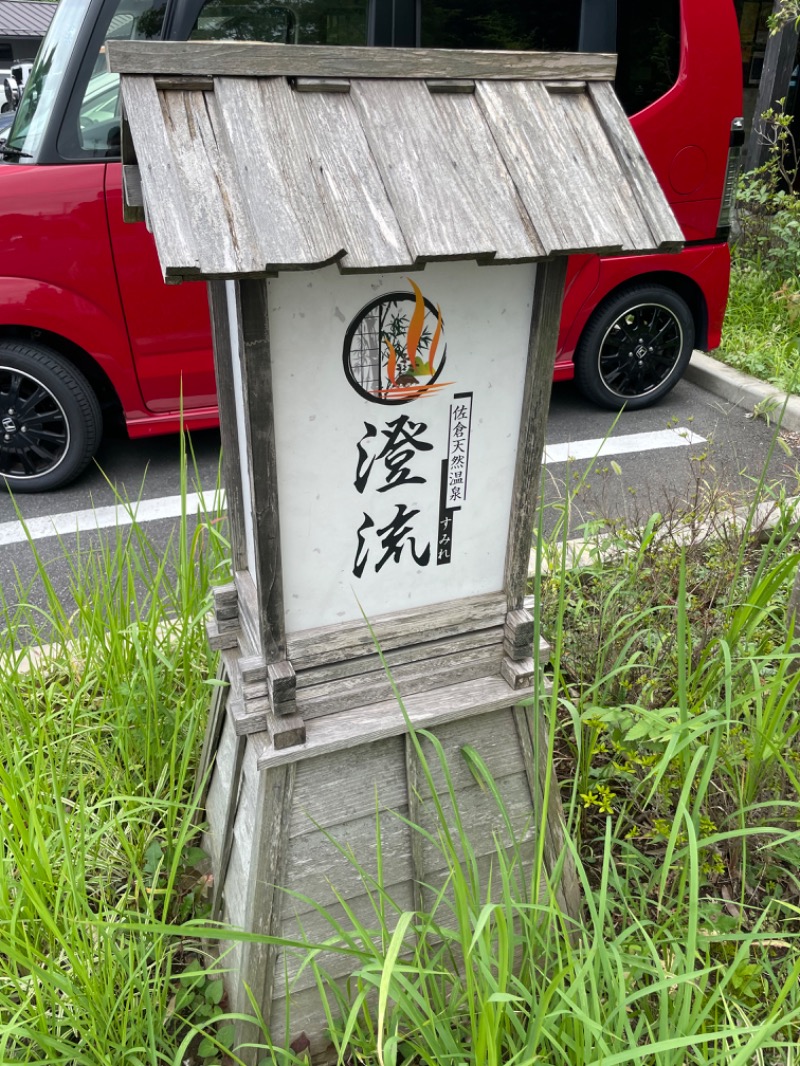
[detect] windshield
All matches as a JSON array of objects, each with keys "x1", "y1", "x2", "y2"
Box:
[
  {"x1": 5, "y1": 0, "x2": 166, "y2": 162},
  {"x1": 3, "y1": 0, "x2": 91, "y2": 158}
]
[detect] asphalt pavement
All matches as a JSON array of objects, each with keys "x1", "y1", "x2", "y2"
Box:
[{"x1": 2, "y1": 355, "x2": 799, "y2": 619}]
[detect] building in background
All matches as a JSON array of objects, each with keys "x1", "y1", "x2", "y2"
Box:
[{"x1": 0, "y1": 0, "x2": 56, "y2": 67}]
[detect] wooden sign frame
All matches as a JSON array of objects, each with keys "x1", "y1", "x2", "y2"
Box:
[{"x1": 204, "y1": 259, "x2": 567, "y2": 753}]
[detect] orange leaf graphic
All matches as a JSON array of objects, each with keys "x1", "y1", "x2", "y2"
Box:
[
  {"x1": 406, "y1": 278, "x2": 426, "y2": 370},
  {"x1": 384, "y1": 337, "x2": 397, "y2": 385},
  {"x1": 428, "y1": 304, "x2": 443, "y2": 375}
]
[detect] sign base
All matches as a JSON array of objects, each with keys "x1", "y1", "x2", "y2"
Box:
[{"x1": 200, "y1": 604, "x2": 579, "y2": 1064}]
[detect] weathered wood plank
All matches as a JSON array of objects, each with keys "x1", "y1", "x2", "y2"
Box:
[
  {"x1": 213, "y1": 583, "x2": 238, "y2": 611},
  {"x1": 420, "y1": 848, "x2": 546, "y2": 926},
  {"x1": 119, "y1": 77, "x2": 201, "y2": 273},
  {"x1": 207, "y1": 283, "x2": 249, "y2": 572},
  {"x1": 233, "y1": 571, "x2": 261, "y2": 660},
  {"x1": 295, "y1": 626, "x2": 505, "y2": 687},
  {"x1": 239, "y1": 655, "x2": 267, "y2": 684},
  {"x1": 501, "y1": 655, "x2": 535, "y2": 689},
  {"x1": 195, "y1": 656, "x2": 229, "y2": 807},
  {"x1": 287, "y1": 711, "x2": 531, "y2": 841},
  {"x1": 276, "y1": 878, "x2": 418, "y2": 987},
  {"x1": 204, "y1": 784, "x2": 227, "y2": 868},
  {"x1": 266, "y1": 704, "x2": 306, "y2": 750},
  {"x1": 547, "y1": 88, "x2": 653, "y2": 251},
  {"x1": 587, "y1": 81, "x2": 684, "y2": 250},
  {"x1": 297, "y1": 646, "x2": 503, "y2": 720},
  {"x1": 292, "y1": 76, "x2": 350, "y2": 93},
  {"x1": 255, "y1": 675, "x2": 522, "y2": 770},
  {"x1": 108, "y1": 40, "x2": 617, "y2": 81},
  {"x1": 274, "y1": 852, "x2": 542, "y2": 996},
  {"x1": 274, "y1": 856, "x2": 543, "y2": 1015},
  {"x1": 545, "y1": 80, "x2": 586, "y2": 93},
  {"x1": 219, "y1": 829, "x2": 249, "y2": 928},
  {"x1": 230, "y1": 696, "x2": 269, "y2": 736},
  {"x1": 154, "y1": 74, "x2": 214, "y2": 91},
  {"x1": 235, "y1": 280, "x2": 286, "y2": 663},
  {"x1": 205, "y1": 705, "x2": 237, "y2": 809},
  {"x1": 233, "y1": 740, "x2": 260, "y2": 858},
  {"x1": 211, "y1": 731, "x2": 247, "y2": 921},
  {"x1": 504, "y1": 607, "x2": 535, "y2": 660},
  {"x1": 284, "y1": 803, "x2": 413, "y2": 913},
  {"x1": 268, "y1": 660, "x2": 296, "y2": 707},
  {"x1": 475, "y1": 81, "x2": 623, "y2": 256},
  {"x1": 153, "y1": 86, "x2": 265, "y2": 277},
  {"x1": 286, "y1": 591, "x2": 507, "y2": 668},
  {"x1": 235, "y1": 764, "x2": 296, "y2": 1065},
  {"x1": 285, "y1": 784, "x2": 535, "y2": 942},
  {"x1": 413, "y1": 709, "x2": 527, "y2": 797},
  {"x1": 121, "y1": 163, "x2": 144, "y2": 207},
  {"x1": 414, "y1": 771, "x2": 537, "y2": 872},
  {"x1": 427, "y1": 78, "x2": 475, "y2": 93},
  {"x1": 288, "y1": 87, "x2": 413, "y2": 272},
  {"x1": 405, "y1": 736, "x2": 426, "y2": 915},
  {"x1": 213, "y1": 78, "x2": 346, "y2": 270},
  {"x1": 290, "y1": 735, "x2": 405, "y2": 838},
  {"x1": 504, "y1": 259, "x2": 568, "y2": 609},
  {"x1": 268, "y1": 984, "x2": 348, "y2": 1062},
  {"x1": 351, "y1": 80, "x2": 543, "y2": 263}
]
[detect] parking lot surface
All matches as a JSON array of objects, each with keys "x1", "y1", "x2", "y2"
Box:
[{"x1": 1, "y1": 375, "x2": 798, "y2": 615}]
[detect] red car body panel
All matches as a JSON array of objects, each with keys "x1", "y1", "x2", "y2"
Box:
[
  {"x1": 554, "y1": 242, "x2": 733, "y2": 380},
  {"x1": 0, "y1": 162, "x2": 144, "y2": 403},
  {"x1": 0, "y1": 0, "x2": 743, "y2": 434},
  {"x1": 104, "y1": 166, "x2": 215, "y2": 415},
  {"x1": 554, "y1": 0, "x2": 743, "y2": 381}
]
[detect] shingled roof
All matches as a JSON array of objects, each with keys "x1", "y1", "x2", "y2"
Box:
[
  {"x1": 108, "y1": 41, "x2": 684, "y2": 281},
  {"x1": 0, "y1": 0, "x2": 56, "y2": 38}
]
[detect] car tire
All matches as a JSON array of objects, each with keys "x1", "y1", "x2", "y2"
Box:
[
  {"x1": 0, "y1": 341, "x2": 102, "y2": 493},
  {"x1": 573, "y1": 283, "x2": 695, "y2": 411}
]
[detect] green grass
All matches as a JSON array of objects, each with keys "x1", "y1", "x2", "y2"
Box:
[
  {"x1": 3, "y1": 438, "x2": 800, "y2": 1065},
  {"x1": 205, "y1": 481, "x2": 800, "y2": 1066},
  {"x1": 717, "y1": 260, "x2": 800, "y2": 394},
  {"x1": 0, "y1": 439, "x2": 231, "y2": 1065}
]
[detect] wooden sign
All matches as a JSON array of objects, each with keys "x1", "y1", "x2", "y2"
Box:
[
  {"x1": 257, "y1": 261, "x2": 536, "y2": 632},
  {"x1": 110, "y1": 40, "x2": 686, "y2": 1064}
]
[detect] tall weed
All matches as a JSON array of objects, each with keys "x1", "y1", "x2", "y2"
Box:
[{"x1": 0, "y1": 437, "x2": 228, "y2": 1064}]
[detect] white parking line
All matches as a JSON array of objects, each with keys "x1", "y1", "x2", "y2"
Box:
[
  {"x1": 0, "y1": 426, "x2": 705, "y2": 546},
  {"x1": 0, "y1": 491, "x2": 225, "y2": 547},
  {"x1": 543, "y1": 427, "x2": 706, "y2": 465}
]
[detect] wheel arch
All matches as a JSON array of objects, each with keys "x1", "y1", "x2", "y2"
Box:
[
  {"x1": 587, "y1": 270, "x2": 708, "y2": 352},
  {"x1": 0, "y1": 325, "x2": 124, "y2": 429},
  {"x1": 573, "y1": 273, "x2": 699, "y2": 410}
]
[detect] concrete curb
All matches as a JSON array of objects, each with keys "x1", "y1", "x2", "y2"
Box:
[{"x1": 685, "y1": 350, "x2": 800, "y2": 432}]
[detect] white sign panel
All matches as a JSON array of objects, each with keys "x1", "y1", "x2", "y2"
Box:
[{"x1": 267, "y1": 260, "x2": 537, "y2": 633}]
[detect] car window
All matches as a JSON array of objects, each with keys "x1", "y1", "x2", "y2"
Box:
[
  {"x1": 615, "y1": 0, "x2": 680, "y2": 116},
  {"x1": 190, "y1": 0, "x2": 370, "y2": 46},
  {"x1": 421, "y1": 0, "x2": 681, "y2": 118},
  {"x1": 420, "y1": 0, "x2": 582, "y2": 52},
  {"x1": 67, "y1": 0, "x2": 167, "y2": 158}
]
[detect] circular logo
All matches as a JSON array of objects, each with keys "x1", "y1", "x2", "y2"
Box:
[{"x1": 343, "y1": 278, "x2": 449, "y2": 405}]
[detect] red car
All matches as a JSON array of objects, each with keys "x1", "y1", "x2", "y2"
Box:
[{"x1": 0, "y1": 0, "x2": 743, "y2": 492}]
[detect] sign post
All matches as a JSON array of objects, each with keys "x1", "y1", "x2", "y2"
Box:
[{"x1": 110, "y1": 40, "x2": 683, "y2": 1061}]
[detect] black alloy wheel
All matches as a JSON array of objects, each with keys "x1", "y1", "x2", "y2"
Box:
[
  {"x1": 574, "y1": 283, "x2": 695, "y2": 411},
  {"x1": 0, "y1": 341, "x2": 102, "y2": 492}
]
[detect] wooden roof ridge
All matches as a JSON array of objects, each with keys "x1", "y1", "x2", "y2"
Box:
[
  {"x1": 109, "y1": 42, "x2": 684, "y2": 281},
  {"x1": 107, "y1": 40, "x2": 617, "y2": 81}
]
